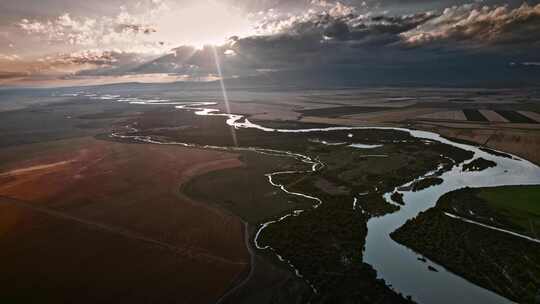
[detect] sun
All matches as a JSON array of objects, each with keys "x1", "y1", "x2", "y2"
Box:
[{"x1": 153, "y1": 0, "x2": 254, "y2": 48}]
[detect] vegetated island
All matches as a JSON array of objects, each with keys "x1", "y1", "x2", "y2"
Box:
[
  {"x1": 411, "y1": 177, "x2": 444, "y2": 192},
  {"x1": 462, "y1": 157, "x2": 497, "y2": 172},
  {"x1": 391, "y1": 191, "x2": 405, "y2": 205}
]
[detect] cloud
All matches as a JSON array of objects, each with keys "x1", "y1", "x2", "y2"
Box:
[
  {"x1": 0, "y1": 50, "x2": 156, "y2": 83},
  {"x1": 401, "y1": 3, "x2": 540, "y2": 47},
  {"x1": 207, "y1": 2, "x2": 437, "y2": 72},
  {"x1": 75, "y1": 1, "x2": 540, "y2": 83},
  {"x1": 19, "y1": 14, "x2": 99, "y2": 46},
  {"x1": 32, "y1": 50, "x2": 157, "y2": 77},
  {"x1": 251, "y1": 1, "x2": 436, "y2": 46},
  {"x1": 0, "y1": 53, "x2": 20, "y2": 61},
  {"x1": 47, "y1": 50, "x2": 135, "y2": 65},
  {"x1": 17, "y1": 1, "x2": 165, "y2": 52},
  {"x1": 3, "y1": 0, "x2": 540, "y2": 87},
  {"x1": 114, "y1": 24, "x2": 157, "y2": 35}
]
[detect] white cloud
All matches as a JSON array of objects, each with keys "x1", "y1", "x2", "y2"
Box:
[
  {"x1": 16, "y1": 0, "x2": 254, "y2": 54},
  {"x1": 0, "y1": 53, "x2": 20, "y2": 61},
  {"x1": 252, "y1": 1, "x2": 363, "y2": 35},
  {"x1": 18, "y1": 2, "x2": 166, "y2": 53},
  {"x1": 401, "y1": 3, "x2": 540, "y2": 47}
]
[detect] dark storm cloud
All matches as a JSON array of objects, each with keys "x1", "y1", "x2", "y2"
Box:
[
  {"x1": 84, "y1": 1, "x2": 538, "y2": 83},
  {"x1": 228, "y1": 0, "x2": 539, "y2": 14},
  {"x1": 256, "y1": 6, "x2": 430, "y2": 41},
  {"x1": 250, "y1": 1, "x2": 540, "y2": 48}
]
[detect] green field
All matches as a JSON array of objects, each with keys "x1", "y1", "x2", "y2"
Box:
[
  {"x1": 182, "y1": 151, "x2": 311, "y2": 224},
  {"x1": 478, "y1": 185, "x2": 540, "y2": 237}
]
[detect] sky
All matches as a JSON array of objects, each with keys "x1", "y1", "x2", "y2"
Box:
[{"x1": 1, "y1": 0, "x2": 540, "y2": 87}]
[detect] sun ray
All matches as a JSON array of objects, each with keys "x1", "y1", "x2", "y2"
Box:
[{"x1": 211, "y1": 45, "x2": 238, "y2": 147}]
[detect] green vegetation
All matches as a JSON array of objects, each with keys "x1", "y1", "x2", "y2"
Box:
[
  {"x1": 462, "y1": 157, "x2": 497, "y2": 172},
  {"x1": 479, "y1": 147, "x2": 512, "y2": 159},
  {"x1": 478, "y1": 186, "x2": 540, "y2": 237},
  {"x1": 392, "y1": 186, "x2": 540, "y2": 303},
  {"x1": 260, "y1": 194, "x2": 413, "y2": 304},
  {"x1": 391, "y1": 192, "x2": 404, "y2": 205},
  {"x1": 182, "y1": 152, "x2": 312, "y2": 224},
  {"x1": 416, "y1": 186, "x2": 540, "y2": 238},
  {"x1": 411, "y1": 177, "x2": 443, "y2": 192},
  {"x1": 0, "y1": 97, "x2": 140, "y2": 148}
]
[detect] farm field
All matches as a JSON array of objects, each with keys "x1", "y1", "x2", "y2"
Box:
[{"x1": 0, "y1": 133, "x2": 250, "y2": 303}]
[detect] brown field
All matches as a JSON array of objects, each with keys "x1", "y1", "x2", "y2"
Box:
[
  {"x1": 478, "y1": 110, "x2": 508, "y2": 123},
  {"x1": 229, "y1": 102, "x2": 303, "y2": 121},
  {"x1": 519, "y1": 110, "x2": 540, "y2": 123},
  {"x1": 299, "y1": 116, "x2": 390, "y2": 127},
  {"x1": 341, "y1": 107, "x2": 439, "y2": 122},
  {"x1": 0, "y1": 136, "x2": 249, "y2": 303},
  {"x1": 410, "y1": 122, "x2": 540, "y2": 164},
  {"x1": 418, "y1": 110, "x2": 467, "y2": 121}
]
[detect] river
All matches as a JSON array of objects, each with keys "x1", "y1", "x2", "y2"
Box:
[{"x1": 97, "y1": 95, "x2": 540, "y2": 303}]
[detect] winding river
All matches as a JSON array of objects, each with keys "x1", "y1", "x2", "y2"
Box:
[
  {"x1": 365, "y1": 133, "x2": 540, "y2": 304},
  {"x1": 96, "y1": 95, "x2": 540, "y2": 303}
]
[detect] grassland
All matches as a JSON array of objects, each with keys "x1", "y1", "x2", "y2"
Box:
[
  {"x1": 478, "y1": 186, "x2": 540, "y2": 237},
  {"x1": 462, "y1": 157, "x2": 497, "y2": 172},
  {"x1": 183, "y1": 152, "x2": 310, "y2": 224},
  {"x1": 0, "y1": 197, "x2": 245, "y2": 304},
  {"x1": 0, "y1": 97, "x2": 254, "y2": 303},
  {"x1": 0, "y1": 137, "x2": 251, "y2": 303},
  {"x1": 0, "y1": 98, "x2": 143, "y2": 148}
]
